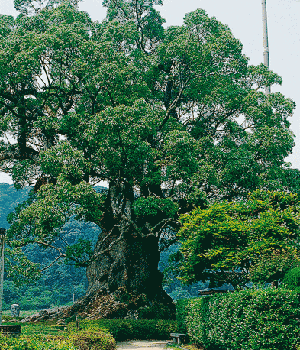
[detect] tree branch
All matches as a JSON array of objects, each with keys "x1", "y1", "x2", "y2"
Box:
[{"x1": 40, "y1": 253, "x2": 66, "y2": 272}]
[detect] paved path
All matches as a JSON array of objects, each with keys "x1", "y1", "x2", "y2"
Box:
[{"x1": 117, "y1": 340, "x2": 169, "y2": 350}]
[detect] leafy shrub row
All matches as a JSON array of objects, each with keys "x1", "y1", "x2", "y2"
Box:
[
  {"x1": 0, "y1": 318, "x2": 177, "y2": 349},
  {"x1": 176, "y1": 298, "x2": 190, "y2": 333},
  {"x1": 71, "y1": 330, "x2": 115, "y2": 350},
  {"x1": 0, "y1": 334, "x2": 75, "y2": 350},
  {"x1": 177, "y1": 288, "x2": 300, "y2": 350},
  {"x1": 283, "y1": 266, "x2": 300, "y2": 292},
  {"x1": 69, "y1": 319, "x2": 178, "y2": 341},
  {"x1": 0, "y1": 329, "x2": 115, "y2": 350}
]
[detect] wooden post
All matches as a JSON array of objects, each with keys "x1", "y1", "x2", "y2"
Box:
[
  {"x1": 0, "y1": 228, "x2": 6, "y2": 326},
  {"x1": 262, "y1": 0, "x2": 271, "y2": 94}
]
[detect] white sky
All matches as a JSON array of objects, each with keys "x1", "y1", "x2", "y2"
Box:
[{"x1": 0, "y1": 0, "x2": 299, "y2": 184}]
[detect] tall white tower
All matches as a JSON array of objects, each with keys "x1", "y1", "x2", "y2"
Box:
[{"x1": 262, "y1": 0, "x2": 271, "y2": 94}]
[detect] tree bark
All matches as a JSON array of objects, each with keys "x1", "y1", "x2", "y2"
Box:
[
  {"x1": 87, "y1": 228, "x2": 167, "y2": 300},
  {"x1": 65, "y1": 181, "x2": 175, "y2": 320}
]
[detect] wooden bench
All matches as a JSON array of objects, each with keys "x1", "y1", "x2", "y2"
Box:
[{"x1": 170, "y1": 332, "x2": 186, "y2": 345}]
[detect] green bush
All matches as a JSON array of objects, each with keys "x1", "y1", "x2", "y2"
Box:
[
  {"x1": 0, "y1": 325, "x2": 116, "y2": 350},
  {"x1": 176, "y1": 298, "x2": 192, "y2": 333},
  {"x1": 178, "y1": 288, "x2": 300, "y2": 350},
  {"x1": 283, "y1": 266, "x2": 300, "y2": 292},
  {"x1": 71, "y1": 330, "x2": 115, "y2": 350},
  {"x1": 69, "y1": 319, "x2": 178, "y2": 341},
  {"x1": 0, "y1": 333, "x2": 75, "y2": 350}
]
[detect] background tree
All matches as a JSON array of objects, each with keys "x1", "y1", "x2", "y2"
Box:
[
  {"x1": 0, "y1": 0, "x2": 298, "y2": 316},
  {"x1": 175, "y1": 191, "x2": 300, "y2": 288}
]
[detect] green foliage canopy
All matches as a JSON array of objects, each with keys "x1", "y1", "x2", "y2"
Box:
[
  {"x1": 283, "y1": 266, "x2": 300, "y2": 293},
  {"x1": 175, "y1": 191, "x2": 300, "y2": 287},
  {"x1": 0, "y1": 0, "x2": 298, "y2": 280}
]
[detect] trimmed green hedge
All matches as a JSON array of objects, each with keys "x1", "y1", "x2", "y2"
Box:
[
  {"x1": 176, "y1": 298, "x2": 192, "y2": 333},
  {"x1": 0, "y1": 334, "x2": 75, "y2": 350},
  {"x1": 69, "y1": 319, "x2": 178, "y2": 341},
  {"x1": 177, "y1": 288, "x2": 300, "y2": 350},
  {"x1": 71, "y1": 330, "x2": 115, "y2": 350},
  {"x1": 283, "y1": 266, "x2": 300, "y2": 292},
  {"x1": 0, "y1": 327, "x2": 115, "y2": 350}
]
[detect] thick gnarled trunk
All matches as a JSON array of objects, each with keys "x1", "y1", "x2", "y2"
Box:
[
  {"x1": 87, "y1": 229, "x2": 168, "y2": 301},
  {"x1": 73, "y1": 181, "x2": 175, "y2": 319}
]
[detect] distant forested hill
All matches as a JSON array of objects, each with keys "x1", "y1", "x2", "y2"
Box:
[
  {"x1": 0, "y1": 184, "x2": 200, "y2": 310},
  {"x1": 0, "y1": 184, "x2": 100, "y2": 310},
  {"x1": 0, "y1": 184, "x2": 30, "y2": 229}
]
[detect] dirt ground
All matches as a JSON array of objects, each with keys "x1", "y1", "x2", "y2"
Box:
[{"x1": 116, "y1": 340, "x2": 170, "y2": 350}]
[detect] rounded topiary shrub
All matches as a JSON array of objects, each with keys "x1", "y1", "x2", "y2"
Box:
[
  {"x1": 283, "y1": 266, "x2": 300, "y2": 292},
  {"x1": 71, "y1": 330, "x2": 116, "y2": 350}
]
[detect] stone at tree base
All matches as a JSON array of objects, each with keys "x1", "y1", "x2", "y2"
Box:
[
  {"x1": 19, "y1": 287, "x2": 175, "y2": 323},
  {"x1": 61, "y1": 286, "x2": 175, "y2": 321},
  {"x1": 20, "y1": 306, "x2": 67, "y2": 323}
]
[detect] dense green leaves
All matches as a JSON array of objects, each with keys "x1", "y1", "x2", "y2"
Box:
[
  {"x1": 134, "y1": 197, "x2": 178, "y2": 218},
  {"x1": 7, "y1": 178, "x2": 105, "y2": 253},
  {"x1": 180, "y1": 288, "x2": 300, "y2": 350},
  {"x1": 69, "y1": 318, "x2": 177, "y2": 341},
  {"x1": 283, "y1": 266, "x2": 300, "y2": 293},
  {"x1": 14, "y1": 0, "x2": 80, "y2": 15},
  {"x1": 103, "y1": 0, "x2": 165, "y2": 52},
  {"x1": 176, "y1": 191, "x2": 300, "y2": 287}
]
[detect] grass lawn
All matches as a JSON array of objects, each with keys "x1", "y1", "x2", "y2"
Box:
[
  {"x1": 3, "y1": 309, "x2": 40, "y2": 319},
  {"x1": 1, "y1": 317, "x2": 68, "y2": 337}
]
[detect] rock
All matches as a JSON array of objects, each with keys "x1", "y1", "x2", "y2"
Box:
[
  {"x1": 56, "y1": 319, "x2": 67, "y2": 326},
  {"x1": 19, "y1": 287, "x2": 175, "y2": 323}
]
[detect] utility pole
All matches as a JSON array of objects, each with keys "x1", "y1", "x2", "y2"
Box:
[
  {"x1": 0, "y1": 228, "x2": 5, "y2": 326},
  {"x1": 262, "y1": 0, "x2": 271, "y2": 94}
]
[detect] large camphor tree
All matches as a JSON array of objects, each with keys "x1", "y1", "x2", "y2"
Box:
[{"x1": 0, "y1": 0, "x2": 298, "y2": 317}]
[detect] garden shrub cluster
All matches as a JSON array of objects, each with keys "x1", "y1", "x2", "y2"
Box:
[
  {"x1": 69, "y1": 319, "x2": 178, "y2": 341},
  {"x1": 176, "y1": 298, "x2": 191, "y2": 333},
  {"x1": 0, "y1": 318, "x2": 177, "y2": 349},
  {"x1": 70, "y1": 330, "x2": 115, "y2": 350},
  {"x1": 283, "y1": 266, "x2": 300, "y2": 292},
  {"x1": 0, "y1": 334, "x2": 75, "y2": 350},
  {"x1": 178, "y1": 288, "x2": 300, "y2": 350},
  {"x1": 0, "y1": 327, "x2": 115, "y2": 350}
]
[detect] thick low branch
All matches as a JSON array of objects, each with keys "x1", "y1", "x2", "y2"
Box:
[
  {"x1": 40, "y1": 254, "x2": 66, "y2": 272},
  {"x1": 160, "y1": 87, "x2": 183, "y2": 130},
  {"x1": 35, "y1": 240, "x2": 64, "y2": 252},
  {"x1": 90, "y1": 231, "x2": 124, "y2": 262},
  {"x1": 0, "y1": 145, "x2": 39, "y2": 162}
]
